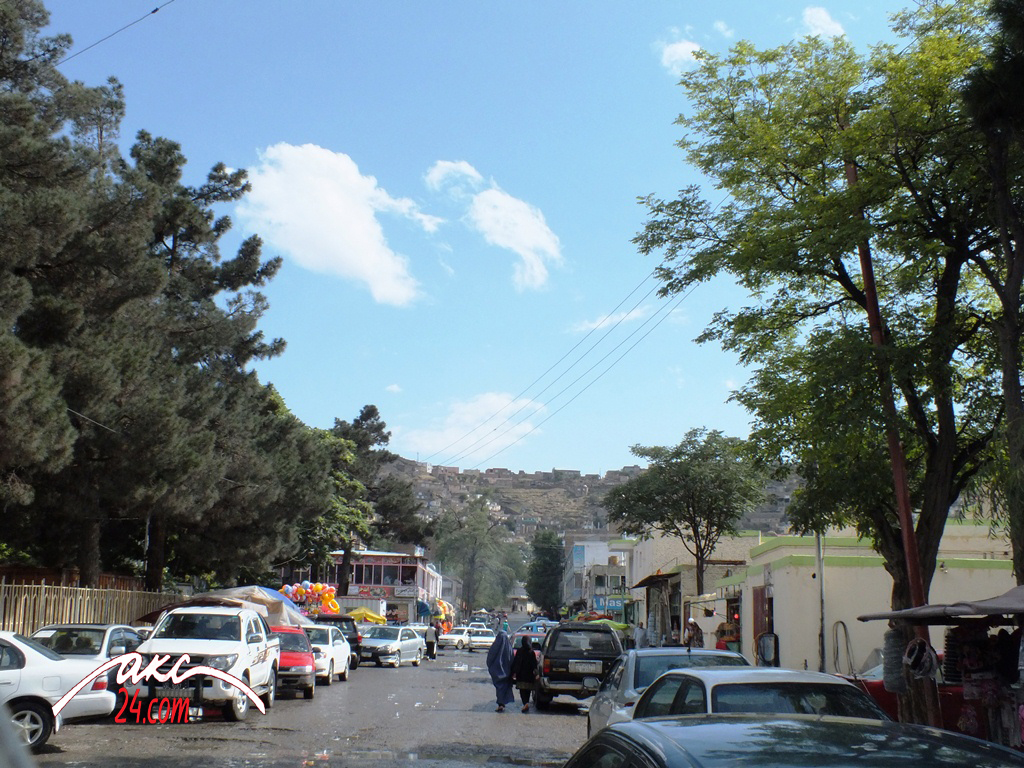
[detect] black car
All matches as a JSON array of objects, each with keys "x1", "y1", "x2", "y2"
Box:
[
  {"x1": 536, "y1": 621, "x2": 623, "y2": 709},
  {"x1": 315, "y1": 613, "x2": 361, "y2": 669},
  {"x1": 563, "y1": 714, "x2": 1024, "y2": 768}
]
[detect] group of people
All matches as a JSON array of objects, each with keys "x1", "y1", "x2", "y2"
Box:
[
  {"x1": 630, "y1": 618, "x2": 706, "y2": 649},
  {"x1": 485, "y1": 631, "x2": 538, "y2": 713}
]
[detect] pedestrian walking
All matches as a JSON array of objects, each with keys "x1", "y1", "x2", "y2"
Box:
[
  {"x1": 425, "y1": 623, "x2": 438, "y2": 660},
  {"x1": 683, "y1": 617, "x2": 704, "y2": 649},
  {"x1": 511, "y1": 634, "x2": 538, "y2": 712},
  {"x1": 632, "y1": 622, "x2": 648, "y2": 649},
  {"x1": 486, "y1": 631, "x2": 515, "y2": 712}
]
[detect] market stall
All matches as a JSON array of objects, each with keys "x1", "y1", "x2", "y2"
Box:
[{"x1": 859, "y1": 585, "x2": 1024, "y2": 748}]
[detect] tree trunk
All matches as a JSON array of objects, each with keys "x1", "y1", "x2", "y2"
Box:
[
  {"x1": 77, "y1": 516, "x2": 102, "y2": 587},
  {"x1": 339, "y1": 544, "x2": 353, "y2": 595},
  {"x1": 145, "y1": 510, "x2": 166, "y2": 591}
]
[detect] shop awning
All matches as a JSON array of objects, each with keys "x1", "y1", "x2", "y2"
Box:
[
  {"x1": 858, "y1": 585, "x2": 1024, "y2": 623},
  {"x1": 631, "y1": 572, "x2": 673, "y2": 590}
]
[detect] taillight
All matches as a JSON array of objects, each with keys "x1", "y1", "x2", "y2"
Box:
[
  {"x1": 91, "y1": 677, "x2": 108, "y2": 691},
  {"x1": 356, "y1": 634, "x2": 362, "y2": 644},
  {"x1": 543, "y1": 658, "x2": 551, "y2": 675}
]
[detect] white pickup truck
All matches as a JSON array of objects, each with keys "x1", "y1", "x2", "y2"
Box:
[{"x1": 125, "y1": 605, "x2": 280, "y2": 721}]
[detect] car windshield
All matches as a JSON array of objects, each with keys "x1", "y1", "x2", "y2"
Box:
[
  {"x1": 553, "y1": 629, "x2": 617, "y2": 653},
  {"x1": 712, "y1": 682, "x2": 887, "y2": 719},
  {"x1": 277, "y1": 632, "x2": 311, "y2": 652},
  {"x1": 364, "y1": 626, "x2": 400, "y2": 640},
  {"x1": 634, "y1": 653, "x2": 748, "y2": 689},
  {"x1": 32, "y1": 627, "x2": 106, "y2": 655},
  {"x1": 154, "y1": 614, "x2": 241, "y2": 641},
  {"x1": 305, "y1": 627, "x2": 331, "y2": 645}
]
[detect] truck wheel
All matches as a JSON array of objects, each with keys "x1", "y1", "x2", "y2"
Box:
[
  {"x1": 223, "y1": 688, "x2": 250, "y2": 721},
  {"x1": 10, "y1": 701, "x2": 53, "y2": 751},
  {"x1": 303, "y1": 681, "x2": 315, "y2": 700},
  {"x1": 350, "y1": 654, "x2": 360, "y2": 670},
  {"x1": 535, "y1": 691, "x2": 552, "y2": 710},
  {"x1": 260, "y1": 670, "x2": 276, "y2": 709},
  {"x1": 322, "y1": 662, "x2": 333, "y2": 686}
]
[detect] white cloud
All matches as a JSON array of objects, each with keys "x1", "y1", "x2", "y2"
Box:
[
  {"x1": 386, "y1": 384, "x2": 402, "y2": 394},
  {"x1": 425, "y1": 160, "x2": 484, "y2": 192},
  {"x1": 802, "y1": 7, "x2": 845, "y2": 37},
  {"x1": 237, "y1": 143, "x2": 443, "y2": 306},
  {"x1": 659, "y1": 38, "x2": 702, "y2": 75},
  {"x1": 714, "y1": 20, "x2": 734, "y2": 38},
  {"x1": 571, "y1": 306, "x2": 652, "y2": 333},
  {"x1": 467, "y1": 189, "x2": 562, "y2": 290},
  {"x1": 399, "y1": 393, "x2": 544, "y2": 465},
  {"x1": 424, "y1": 160, "x2": 562, "y2": 290}
]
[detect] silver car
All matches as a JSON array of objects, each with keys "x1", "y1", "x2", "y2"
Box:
[
  {"x1": 359, "y1": 625, "x2": 425, "y2": 667},
  {"x1": 587, "y1": 648, "x2": 750, "y2": 736}
]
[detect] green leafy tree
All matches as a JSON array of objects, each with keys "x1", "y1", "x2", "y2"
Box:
[
  {"x1": 606, "y1": 430, "x2": 764, "y2": 595},
  {"x1": 526, "y1": 530, "x2": 564, "y2": 616},
  {"x1": 961, "y1": 0, "x2": 1024, "y2": 581},
  {"x1": 635, "y1": 2, "x2": 1000, "y2": 613},
  {"x1": 333, "y1": 405, "x2": 429, "y2": 546}
]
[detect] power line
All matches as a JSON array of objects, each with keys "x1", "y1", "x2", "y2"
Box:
[
  {"x1": 56, "y1": 1, "x2": 178, "y2": 66},
  {"x1": 425, "y1": 269, "x2": 659, "y2": 464},
  {"x1": 467, "y1": 287, "x2": 694, "y2": 469}
]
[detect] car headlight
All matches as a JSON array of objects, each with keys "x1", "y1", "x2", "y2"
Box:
[
  {"x1": 382, "y1": 645, "x2": 397, "y2": 655},
  {"x1": 296, "y1": 665, "x2": 313, "y2": 674},
  {"x1": 205, "y1": 654, "x2": 239, "y2": 671}
]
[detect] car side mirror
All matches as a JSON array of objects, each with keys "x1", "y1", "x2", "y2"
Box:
[
  {"x1": 247, "y1": 633, "x2": 264, "y2": 644},
  {"x1": 109, "y1": 645, "x2": 126, "y2": 657}
]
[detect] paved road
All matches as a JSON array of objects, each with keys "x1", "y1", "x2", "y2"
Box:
[{"x1": 34, "y1": 642, "x2": 588, "y2": 768}]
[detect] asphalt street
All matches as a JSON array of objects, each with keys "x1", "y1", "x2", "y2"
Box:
[{"x1": 32, "y1": 641, "x2": 589, "y2": 768}]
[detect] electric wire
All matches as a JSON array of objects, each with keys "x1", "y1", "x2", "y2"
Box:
[
  {"x1": 423, "y1": 269, "x2": 659, "y2": 463},
  {"x1": 56, "y1": 1, "x2": 178, "y2": 67},
  {"x1": 444, "y1": 286, "x2": 683, "y2": 467},
  {"x1": 469, "y1": 287, "x2": 694, "y2": 469},
  {"x1": 436, "y1": 275, "x2": 662, "y2": 466}
]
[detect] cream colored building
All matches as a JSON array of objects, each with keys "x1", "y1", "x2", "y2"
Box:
[{"x1": 622, "y1": 522, "x2": 1015, "y2": 669}]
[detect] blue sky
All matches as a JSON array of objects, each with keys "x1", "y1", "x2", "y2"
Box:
[{"x1": 44, "y1": 1, "x2": 907, "y2": 475}]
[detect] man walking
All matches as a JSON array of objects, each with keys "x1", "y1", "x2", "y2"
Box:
[{"x1": 425, "y1": 622, "x2": 438, "y2": 660}]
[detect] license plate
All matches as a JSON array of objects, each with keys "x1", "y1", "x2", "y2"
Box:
[
  {"x1": 569, "y1": 660, "x2": 602, "y2": 673},
  {"x1": 160, "y1": 686, "x2": 192, "y2": 699}
]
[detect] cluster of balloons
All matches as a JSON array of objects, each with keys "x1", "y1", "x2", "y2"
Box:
[{"x1": 280, "y1": 581, "x2": 340, "y2": 614}]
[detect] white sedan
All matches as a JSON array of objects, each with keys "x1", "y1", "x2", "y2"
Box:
[
  {"x1": 437, "y1": 626, "x2": 472, "y2": 650},
  {"x1": 468, "y1": 628, "x2": 497, "y2": 650},
  {"x1": 303, "y1": 624, "x2": 350, "y2": 684},
  {"x1": 0, "y1": 631, "x2": 116, "y2": 751}
]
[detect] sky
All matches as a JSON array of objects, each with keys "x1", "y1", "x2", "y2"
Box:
[{"x1": 42, "y1": 0, "x2": 909, "y2": 476}]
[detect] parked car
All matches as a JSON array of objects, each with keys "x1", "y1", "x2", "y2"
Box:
[
  {"x1": 468, "y1": 628, "x2": 497, "y2": 650},
  {"x1": 303, "y1": 624, "x2": 350, "y2": 684},
  {"x1": 468, "y1": 622, "x2": 489, "y2": 631},
  {"x1": 314, "y1": 613, "x2": 362, "y2": 670},
  {"x1": 437, "y1": 626, "x2": 472, "y2": 650},
  {"x1": 518, "y1": 620, "x2": 555, "y2": 634},
  {"x1": 271, "y1": 625, "x2": 316, "y2": 699},
  {"x1": 631, "y1": 667, "x2": 890, "y2": 721},
  {"x1": 587, "y1": 647, "x2": 750, "y2": 736},
  {"x1": 564, "y1": 714, "x2": 1024, "y2": 768},
  {"x1": 1, "y1": 631, "x2": 116, "y2": 751},
  {"x1": 536, "y1": 621, "x2": 624, "y2": 709},
  {"x1": 359, "y1": 625, "x2": 425, "y2": 667},
  {"x1": 31, "y1": 623, "x2": 144, "y2": 706},
  {"x1": 124, "y1": 605, "x2": 280, "y2": 721}
]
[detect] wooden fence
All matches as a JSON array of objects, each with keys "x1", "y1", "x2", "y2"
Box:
[{"x1": 0, "y1": 581, "x2": 183, "y2": 635}]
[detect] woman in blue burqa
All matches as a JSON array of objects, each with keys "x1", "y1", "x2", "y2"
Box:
[{"x1": 486, "y1": 631, "x2": 515, "y2": 712}]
